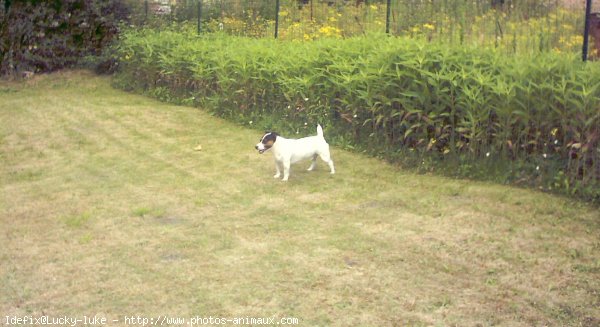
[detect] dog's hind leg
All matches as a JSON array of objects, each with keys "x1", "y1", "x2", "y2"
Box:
[
  {"x1": 307, "y1": 154, "x2": 318, "y2": 171},
  {"x1": 318, "y1": 151, "x2": 335, "y2": 174},
  {"x1": 326, "y1": 159, "x2": 335, "y2": 174}
]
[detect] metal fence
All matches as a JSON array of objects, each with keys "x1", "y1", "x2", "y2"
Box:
[
  {"x1": 79, "y1": 1, "x2": 600, "y2": 59},
  {"x1": 4, "y1": 1, "x2": 598, "y2": 70}
]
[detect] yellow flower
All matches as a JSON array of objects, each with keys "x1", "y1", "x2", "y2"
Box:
[
  {"x1": 318, "y1": 25, "x2": 341, "y2": 37},
  {"x1": 561, "y1": 24, "x2": 573, "y2": 31},
  {"x1": 572, "y1": 35, "x2": 583, "y2": 44},
  {"x1": 423, "y1": 23, "x2": 435, "y2": 30}
]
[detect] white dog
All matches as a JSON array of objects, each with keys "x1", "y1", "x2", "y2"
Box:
[{"x1": 255, "y1": 124, "x2": 335, "y2": 181}]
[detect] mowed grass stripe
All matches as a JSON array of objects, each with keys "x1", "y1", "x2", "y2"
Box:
[
  {"x1": 45, "y1": 80, "x2": 276, "y2": 205},
  {"x1": 1, "y1": 71, "x2": 599, "y2": 326},
  {"x1": 21, "y1": 78, "x2": 227, "y2": 209}
]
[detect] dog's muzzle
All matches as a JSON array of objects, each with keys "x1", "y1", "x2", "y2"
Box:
[{"x1": 255, "y1": 145, "x2": 267, "y2": 154}]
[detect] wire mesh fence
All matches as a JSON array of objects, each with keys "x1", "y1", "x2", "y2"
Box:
[
  {"x1": 130, "y1": 0, "x2": 600, "y2": 57},
  {"x1": 1, "y1": 0, "x2": 596, "y2": 57}
]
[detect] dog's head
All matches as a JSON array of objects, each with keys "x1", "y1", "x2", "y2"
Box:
[{"x1": 255, "y1": 131, "x2": 279, "y2": 154}]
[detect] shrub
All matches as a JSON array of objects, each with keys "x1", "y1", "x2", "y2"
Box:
[
  {"x1": 0, "y1": 0, "x2": 130, "y2": 77},
  {"x1": 113, "y1": 28, "x2": 600, "y2": 202}
]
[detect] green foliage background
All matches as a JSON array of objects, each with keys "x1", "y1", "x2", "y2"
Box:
[
  {"x1": 0, "y1": 0, "x2": 129, "y2": 76},
  {"x1": 114, "y1": 28, "x2": 600, "y2": 202}
]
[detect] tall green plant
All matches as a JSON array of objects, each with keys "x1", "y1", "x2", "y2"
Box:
[{"x1": 114, "y1": 29, "x2": 600, "y2": 202}]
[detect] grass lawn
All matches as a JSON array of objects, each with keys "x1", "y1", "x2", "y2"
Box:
[{"x1": 1, "y1": 70, "x2": 599, "y2": 326}]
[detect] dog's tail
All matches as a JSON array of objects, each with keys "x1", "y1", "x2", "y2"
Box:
[{"x1": 317, "y1": 124, "x2": 324, "y2": 138}]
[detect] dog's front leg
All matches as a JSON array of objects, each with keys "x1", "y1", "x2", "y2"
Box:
[
  {"x1": 273, "y1": 160, "x2": 282, "y2": 179},
  {"x1": 282, "y1": 159, "x2": 291, "y2": 181}
]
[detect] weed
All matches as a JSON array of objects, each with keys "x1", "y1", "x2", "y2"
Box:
[{"x1": 62, "y1": 212, "x2": 92, "y2": 228}]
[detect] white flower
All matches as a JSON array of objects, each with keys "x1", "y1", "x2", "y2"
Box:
[
  {"x1": 543, "y1": 153, "x2": 547, "y2": 158},
  {"x1": 536, "y1": 166, "x2": 540, "y2": 171},
  {"x1": 304, "y1": 98, "x2": 309, "y2": 101},
  {"x1": 304, "y1": 122, "x2": 308, "y2": 126},
  {"x1": 287, "y1": 105, "x2": 291, "y2": 109},
  {"x1": 353, "y1": 114, "x2": 358, "y2": 118},
  {"x1": 486, "y1": 152, "x2": 490, "y2": 157},
  {"x1": 249, "y1": 120, "x2": 253, "y2": 125},
  {"x1": 554, "y1": 140, "x2": 558, "y2": 145}
]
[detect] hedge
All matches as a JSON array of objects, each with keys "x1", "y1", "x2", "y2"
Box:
[{"x1": 113, "y1": 28, "x2": 600, "y2": 202}]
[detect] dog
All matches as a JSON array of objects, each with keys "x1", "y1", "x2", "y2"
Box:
[{"x1": 255, "y1": 124, "x2": 335, "y2": 181}]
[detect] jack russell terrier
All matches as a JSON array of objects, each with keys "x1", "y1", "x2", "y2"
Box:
[{"x1": 255, "y1": 124, "x2": 335, "y2": 181}]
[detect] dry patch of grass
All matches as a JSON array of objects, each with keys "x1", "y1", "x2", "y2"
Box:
[{"x1": 1, "y1": 71, "x2": 599, "y2": 326}]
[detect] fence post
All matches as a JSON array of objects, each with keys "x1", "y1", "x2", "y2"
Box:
[
  {"x1": 197, "y1": 0, "x2": 202, "y2": 35},
  {"x1": 385, "y1": 0, "x2": 391, "y2": 34},
  {"x1": 275, "y1": 0, "x2": 280, "y2": 38},
  {"x1": 582, "y1": 0, "x2": 592, "y2": 61}
]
